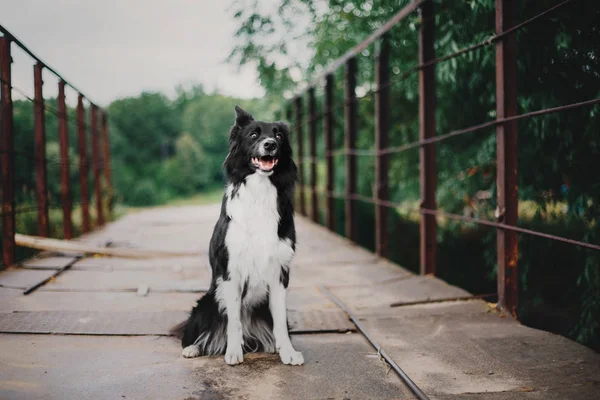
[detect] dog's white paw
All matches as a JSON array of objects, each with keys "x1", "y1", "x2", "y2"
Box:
[
  {"x1": 279, "y1": 347, "x2": 304, "y2": 366},
  {"x1": 224, "y1": 346, "x2": 244, "y2": 365},
  {"x1": 182, "y1": 345, "x2": 200, "y2": 358}
]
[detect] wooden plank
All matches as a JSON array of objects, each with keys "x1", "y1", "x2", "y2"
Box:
[
  {"x1": 15, "y1": 233, "x2": 200, "y2": 258},
  {"x1": 0, "y1": 309, "x2": 354, "y2": 335}
]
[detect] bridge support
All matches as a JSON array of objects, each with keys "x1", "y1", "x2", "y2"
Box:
[
  {"x1": 0, "y1": 37, "x2": 15, "y2": 266},
  {"x1": 324, "y1": 74, "x2": 335, "y2": 232},
  {"x1": 77, "y1": 95, "x2": 91, "y2": 233},
  {"x1": 419, "y1": 0, "x2": 437, "y2": 275},
  {"x1": 90, "y1": 104, "x2": 104, "y2": 227},
  {"x1": 344, "y1": 57, "x2": 357, "y2": 242},
  {"x1": 101, "y1": 112, "x2": 112, "y2": 214},
  {"x1": 34, "y1": 62, "x2": 49, "y2": 237},
  {"x1": 294, "y1": 96, "x2": 305, "y2": 216},
  {"x1": 57, "y1": 80, "x2": 72, "y2": 239},
  {"x1": 308, "y1": 87, "x2": 318, "y2": 223},
  {"x1": 495, "y1": 0, "x2": 519, "y2": 316},
  {"x1": 375, "y1": 36, "x2": 390, "y2": 257}
]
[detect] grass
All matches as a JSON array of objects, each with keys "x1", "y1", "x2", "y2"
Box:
[
  {"x1": 119, "y1": 185, "x2": 225, "y2": 215},
  {"x1": 165, "y1": 186, "x2": 224, "y2": 206}
]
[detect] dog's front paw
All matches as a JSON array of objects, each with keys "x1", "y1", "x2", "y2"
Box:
[
  {"x1": 279, "y1": 347, "x2": 304, "y2": 366},
  {"x1": 224, "y1": 346, "x2": 244, "y2": 365},
  {"x1": 182, "y1": 345, "x2": 200, "y2": 358}
]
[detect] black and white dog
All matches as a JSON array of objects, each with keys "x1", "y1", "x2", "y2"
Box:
[{"x1": 171, "y1": 106, "x2": 303, "y2": 366}]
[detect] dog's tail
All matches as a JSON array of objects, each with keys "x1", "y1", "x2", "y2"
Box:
[
  {"x1": 171, "y1": 290, "x2": 276, "y2": 356},
  {"x1": 170, "y1": 291, "x2": 228, "y2": 355},
  {"x1": 169, "y1": 319, "x2": 187, "y2": 339}
]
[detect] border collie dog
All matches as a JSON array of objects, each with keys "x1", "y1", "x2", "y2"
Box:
[{"x1": 171, "y1": 106, "x2": 303, "y2": 366}]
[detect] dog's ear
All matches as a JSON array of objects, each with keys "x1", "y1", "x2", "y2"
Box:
[
  {"x1": 234, "y1": 105, "x2": 254, "y2": 127},
  {"x1": 276, "y1": 122, "x2": 290, "y2": 134}
]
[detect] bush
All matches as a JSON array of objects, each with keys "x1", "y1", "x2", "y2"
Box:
[{"x1": 128, "y1": 179, "x2": 161, "y2": 206}]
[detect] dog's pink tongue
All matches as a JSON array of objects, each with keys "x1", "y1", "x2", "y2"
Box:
[{"x1": 259, "y1": 159, "x2": 275, "y2": 170}]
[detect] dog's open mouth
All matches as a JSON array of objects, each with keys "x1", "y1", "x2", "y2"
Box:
[{"x1": 251, "y1": 155, "x2": 279, "y2": 172}]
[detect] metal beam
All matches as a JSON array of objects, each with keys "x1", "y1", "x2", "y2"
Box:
[
  {"x1": 90, "y1": 105, "x2": 103, "y2": 226},
  {"x1": 308, "y1": 87, "x2": 318, "y2": 222},
  {"x1": 375, "y1": 36, "x2": 390, "y2": 257},
  {"x1": 495, "y1": 0, "x2": 519, "y2": 316},
  {"x1": 0, "y1": 37, "x2": 15, "y2": 266},
  {"x1": 34, "y1": 62, "x2": 49, "y2": 237},
  {"x1": 324, "y1": 74, "x2": 335, "y2": 232},
  {"x1": 77, "y1": 95, "x2": 90, "y2": 233},
  {"x1": 294, "y1": 96, "x2": 306, "y2": 215},
  {"x1": 345, "y1": 57, "x2": 357, "y2": 242},
  {"x1": 101, "y1": 112, "x2": 112, "y2": 214},
  {"x1": 57, "y1": 80, "x2": 72, "y2": 239},
  {"x1": 419, "y1": 1, "x2": 437, "y2": 275}
]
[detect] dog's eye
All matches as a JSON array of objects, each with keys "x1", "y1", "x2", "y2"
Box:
[
  {"x1": 250, "y1": 132, "x2": 258, "y2": 139},
  {"x1": 275, "y1": 133, "x2": 282, "y2": 140}
]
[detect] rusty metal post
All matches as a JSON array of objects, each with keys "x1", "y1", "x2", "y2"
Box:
[
  {"x1": 285, "y1": 104, "x2": 296, "y2": 206},
  {"x1": 495, "y1": 0, "x2": 518, "y2": 315},
  {"x1": 324, "y1": 74, "x2": 335, "y2": 232},
  {"x1": 57, "y1": 80, "x2": 72, "y2": 239},
  {"x1": 345, "y1": 57, "x2": 357, "y2": 242},
  {"x1": 77, "y1": 95, "x2": 90, "y2": 233},
  {"x1": 90, "y1": 104, "x2": 103, "y2": 226},
  {"x1": 294, "y1": 96, "x2": 306, "y2": 216},
  {"x1": 308, "y1": 87, "x2": 318, "y2": 222},
  {"x1": 101, "y1": 112, "x2": 112, "y2": 214},
  {"x1": 34, "y1": 62, "x2": 49, "y2": 237},
  {"x1": 375, "y1": 36, "x2": 390, "y2": 257},
  {"x1": 0, "y1": 37, "x2": 15, "y2": 266},
  {"x1": 419, "y1": 1, "x2": 437, "y2": 275}
]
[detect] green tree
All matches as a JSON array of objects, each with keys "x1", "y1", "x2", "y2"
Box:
[
  {"x1": 229, "y1": 0, "x2": 600, "y2": 349},
  {"x1": 160, "y1": 132, "x2": 211, "y2": 196}
]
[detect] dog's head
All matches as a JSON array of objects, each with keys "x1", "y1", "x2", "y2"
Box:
[{"x1": 225, "y1": 106, "x2": 297, "y2": 187}]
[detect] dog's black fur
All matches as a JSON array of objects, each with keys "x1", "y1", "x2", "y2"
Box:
[{"x1": 170, "y1": 106, "x2": 298, "y2": 356}]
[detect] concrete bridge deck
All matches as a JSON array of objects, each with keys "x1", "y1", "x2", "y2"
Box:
[{"x1": 0, "y1": 204, "x2": 598, "y2": 399}]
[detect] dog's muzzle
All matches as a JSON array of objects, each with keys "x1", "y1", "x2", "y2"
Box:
[{"x1": 252, "y1": 139, "x2": 279, "y2": 173}]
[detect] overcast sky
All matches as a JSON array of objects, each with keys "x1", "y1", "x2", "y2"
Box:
[{"x1": 0, "y1": 0, "x2": 267, "y2": 106}]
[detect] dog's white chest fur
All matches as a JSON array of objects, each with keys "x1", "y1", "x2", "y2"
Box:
[{"x1": 224, "y1": 173, "x2": 294, "y2": 306}]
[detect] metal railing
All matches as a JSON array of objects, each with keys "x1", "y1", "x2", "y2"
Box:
[
  {"x1": 284, "y1": 0, "x2": 599, "y2": 316},
  {"x1": 0, "y1": 25, "x2": 112, "y2": 267}
]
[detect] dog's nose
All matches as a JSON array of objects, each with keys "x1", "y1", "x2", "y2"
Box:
[{"x1": 263, "y1": 140, "x2": 277, "y2": 152}]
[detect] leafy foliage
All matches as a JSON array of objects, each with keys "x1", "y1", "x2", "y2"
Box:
[
  {"x1": 107, "y1": 87, "x2": 274, "y2": 205},
  {"x1": 229, "y1": 0, "x2": 600, "y2": 349}
]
